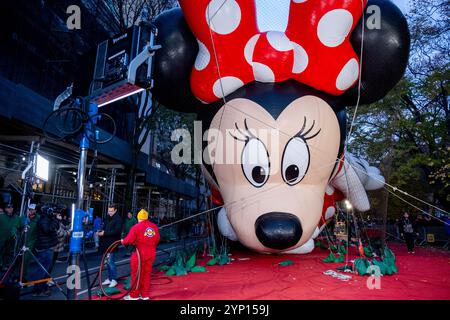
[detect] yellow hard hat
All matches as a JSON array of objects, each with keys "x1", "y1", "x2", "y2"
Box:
[{"x1": 137, "y1": 209, "x2": 149, "y2": 221}]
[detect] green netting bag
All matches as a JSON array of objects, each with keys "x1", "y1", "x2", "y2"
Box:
[
  {"x1": 382, "y1": 246, "x2": 397, "y2": 275},
  {"x1": 175, "y1": 252, "x2": 184, "y2": 267},
  {"x1": 279, "y1": 260, "x2": 294, "y2": 266},
  {"x1": 336, "y1": 265, "x2": 353, "y2": 271},
  {"x1": 209, "y1": 245, "x2": 219, "y2": 257},
  {"x1": 123, "y1": 276, "x2": 131, "y2": 290},
  {"x1": 382, "y1": 258, "x2": 398, "y2": 275},
  {"x1": 206, "y1": 257, "x2": 217, "y2": 266},
  {"x1": 391, "y1": 263, "x2": 398, "y2": 274},
  {"x1": 315, "y1": 240, "x2": 328, "y2": 250},
  {"x1": 354, "y1": 258, "x2": 369, "y2": 275},
  {"x1": 371, "y1": 259, "x2": 388, "y2": 275},
  {"x1": 364, "y1": 246, "x2": 374, "y2": 257},
  {"x1": 158, "y1": 265, "x2": 170, "y2": 272},
  {"x1": 383, "y1": 246, "x2": 396, "y2": 261},
  {"x1": 175, "y1": 265, "x2": 188, "y2": 276},
  {"x1": 96, "y1": 287, "x2": 122, "y2": 296},
  {"x1": 337, "y1": 245, "x2": 347, "y2": 255},
  {"x1": 322, "y1": 252, "x2": 336, "y2": 263},
  {"x1": 186, "y1": 253, "x2": 197, "y2": 271},
  {"x1": 165, "y1": 267, "x2": 176, "y2": 276},
  {"x1": 191, "y1": 266, "x2": 207, "y2": 273},
  {"x1": 217, "y1": 253, "x2": 230, "y2": 266}
]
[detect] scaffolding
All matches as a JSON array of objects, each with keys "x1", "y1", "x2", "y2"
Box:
[{"x1": 0, "y1": 138, "x2": 202, "y2": 222}]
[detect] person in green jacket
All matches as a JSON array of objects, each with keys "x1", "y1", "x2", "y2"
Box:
[
  {"x1": 123, "y1": 211, "x2": 137, "y2": 256},
  {"x1": 21, "y1": 203, "x2": 40, "y2": 278},
  {"x1": 0, "y1": 203, "x2": 22, "y2": 270}
]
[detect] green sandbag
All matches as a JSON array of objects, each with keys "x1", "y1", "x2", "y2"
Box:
[
  {"x1": 364, "y1": 246, "x2": 374, "y2": 257},
  {"x1": 175, "y1": 253, "x2": 184, "y2": 268},
  {"x1": 382, "y1": 258, "x2": 398, "y2": 275},
  {"x1": 166, "y1": 267, "x2": 176, "y2": 276},
  {"x1": 322, "y1": 252, "x2": 336, "y2": 263},
  {"x1": 354, "y1": 258, "x2": 369, "y2": 276},
  {"x1": 334, "y1": 255, "x2": 345, "y2": 263},
  {"x1": 382, "y1": 246, "x2": 398, "y2": 275},
  {"x1": 337, "y1": 245, "x2": 347, "y2": 255},
  {"x1": 206, "y1": 257, "x2": 217, "y2": 266},
  {"x1": 186, "y1": 253, "x2": 197, "y2": 271},
  {"x1": 96, "y1": 287, "x2": 122, "y2": 296},
  {"x1": 329, "y1": 244, "x2": 338, "y2": 252},
  {"x1": 209, "y1": 245, "x2": 218, "y2": 257},
  {"x1": 390, "y1": 261, "x2": 398, "y2": 274},
  {"x1": 383, "y1": 246, "x2": 396, "y2": 261},
  {"x1": 279, "y1": 260, "x2": 294, "y2": 266},
  {"x1": 217, "y1": 254, "x2": 230, "y2": 266},
  {"x1": 123, "y1": 276, "x2": 131, "y2": 290},
  {"x1": 315, "y1": 240, "x2": 328, "y2": 250},
  {"x1": 385, "y1": 264, "x2": 394, "y2": 275},
  {"x1": 371, "y1": 259, "x2": 387, "y2": 275},
  {"x1": 337, "y1": 265, "x2": 353, "y2": 271},
  {"x1": 391, "y1": 260, "x2": 398, "y2": 273},
  {"x1": 191, "y1": 266, "x2": 207, "y2": 273},
  {"x1": 158, "y1": 265, "x2": 170, "y2": 272},
  {"x1": 175, "y1": 265, "x2": 188, "y2": 276}
]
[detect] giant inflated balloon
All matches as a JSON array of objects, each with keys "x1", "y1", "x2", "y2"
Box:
[{"x1": 153, "y1": 0, "x2": 410, "y2": 254}]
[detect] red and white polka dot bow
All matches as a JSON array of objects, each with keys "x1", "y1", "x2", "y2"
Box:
[{"x1": 179, "y1": 0, "x2": 367, "y2": 104}]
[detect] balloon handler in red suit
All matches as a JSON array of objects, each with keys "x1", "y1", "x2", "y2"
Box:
[{"x1": 121, "y1": 209, "x2": 160, "y2": 300}]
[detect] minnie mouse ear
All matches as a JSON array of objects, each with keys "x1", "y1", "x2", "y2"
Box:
[
  {"x1": 153, "y1": 8, "x2": 201, "y2": 113},
  {"x1": 344, "y1": 0, "x2": 410, "y2": 105}
]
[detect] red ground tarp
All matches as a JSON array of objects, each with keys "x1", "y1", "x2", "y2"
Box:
[{"x1": 95, "y1": 243, "x2": 450, "y2": 300}]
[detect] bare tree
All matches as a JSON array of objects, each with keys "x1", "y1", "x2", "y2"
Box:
[{"x1": 86, "y1": 0, "x2": 178, "y2": 33}]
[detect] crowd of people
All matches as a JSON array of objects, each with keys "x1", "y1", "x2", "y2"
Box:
[
  {"x1": 0, "y1": 203, "x2": 208, "y2": 296},
  {"x1": 0, "y1": 202, "x2": 164, "y2": 298},
  {"x1": 0, "y1": 202, "x2": 71, "y2": 296}
]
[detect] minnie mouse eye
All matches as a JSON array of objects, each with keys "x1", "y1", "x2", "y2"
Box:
[
  {"x1": 241, "y1": 138, "x2": 270, "y2": 188},
  {"x1": 282, "y1": 137, "x2": 310, "y2": 186}
]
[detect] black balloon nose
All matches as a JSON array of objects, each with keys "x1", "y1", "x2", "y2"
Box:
[{"x1": 255, "y1": 212, "x2": 302, "y2": 250}]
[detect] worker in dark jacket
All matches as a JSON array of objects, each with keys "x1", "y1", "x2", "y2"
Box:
[
  {"x1": 32, "y1": 204, "x2": 59, "y2": 296},
  {"x1": 399, "y1": 212, "x2": 419, "y2": 254},
  {"x1": 97, "y1": 203, "x2": 123, "y2": 288}
]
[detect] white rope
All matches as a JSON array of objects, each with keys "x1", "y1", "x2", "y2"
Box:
[
  {"x1": 385, "y1": 186, "x2": 450, "y2": 226},
  {"x1": 159, "y1": 206, "x2": 223, "y2": 229},
  {"x1": 206, "y1": 0, "x2": 231, "y2": 176},
  {"x1": 341, "y1": 157, "x2": 450, "y2": 222},
  {"x1": 345, "y1": 0, "x2": 366, "y2": 147},
  {"x1": 206, "y1": 0, "x2": 229, "y2": 106}
]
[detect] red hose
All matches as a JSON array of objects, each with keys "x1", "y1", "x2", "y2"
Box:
[{"x1": 98, "y1": 240, "x2": 141, "y2": 300}]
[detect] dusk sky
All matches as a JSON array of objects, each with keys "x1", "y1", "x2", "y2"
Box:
[
  {"x1": 257, "y1": 0, "x2": 411, "y2": 32},
  {"x1": 392, "y1": 0, "x2": 410, "y2": 13}
]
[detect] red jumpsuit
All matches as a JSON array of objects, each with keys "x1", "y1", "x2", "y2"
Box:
[{"x1": 122, "y1": 220, "x2": 160, "y2": 299}]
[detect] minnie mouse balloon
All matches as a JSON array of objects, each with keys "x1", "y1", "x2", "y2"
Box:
[{"x1": 152, "y1": 0, "x2": 410, "y2": 254}]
